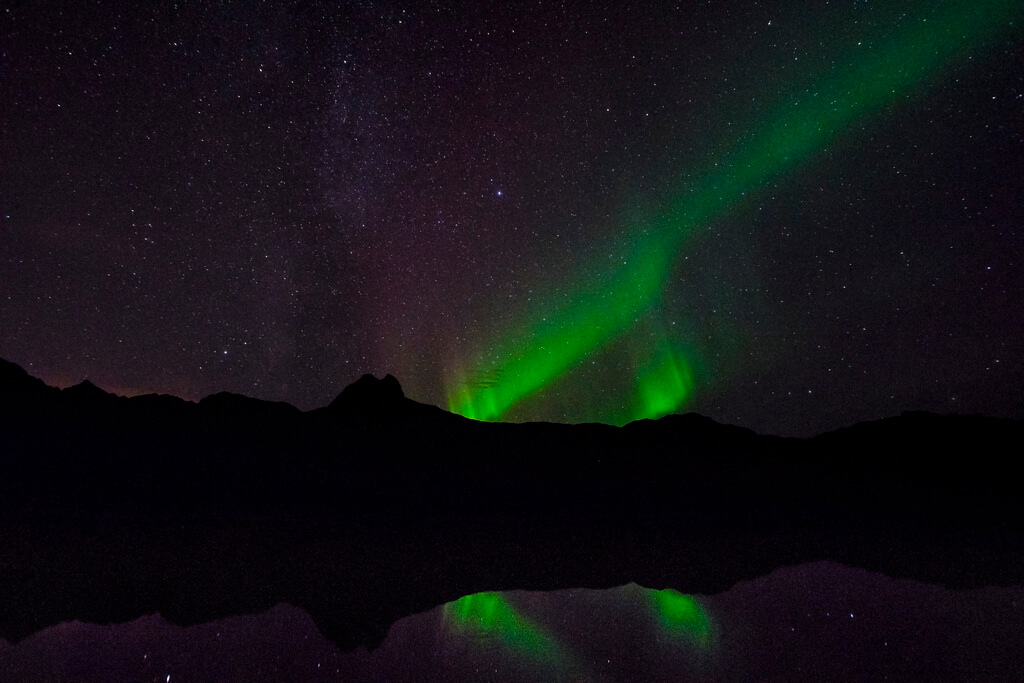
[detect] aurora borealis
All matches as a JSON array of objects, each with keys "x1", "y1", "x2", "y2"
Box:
[
  {"x1": 439, "y1": 587, "x2": 714, "y2": 679},
  {"x1": 445, "y1": 592, "x2": 570, "y2": 668},
  {"x1": 4, "y1": 3, "x2": 1024, "y2": 678},
  {"x1": 447, "y1": 0, "x2": 1022, "y2": 424},
  {"x1": 12, "y1": 566, "x2": 1022, "y2": 681},
  {"x1": 2, "y1": 0, "x2": 1022, "y2": 435}
]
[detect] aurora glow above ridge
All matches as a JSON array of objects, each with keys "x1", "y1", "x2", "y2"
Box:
[
  {"x1": 444, "y1": 592, "x2": 569, "y2": 668},
  {"x1": 3, "y1": 0, "x2": 1023, "y2": 437},
  {"x1": 442, "y1": 586, "x2": 715, "y2": 678},
  {"x1": 446, "y1": 0, "x2": 1022, "y2": 425}
]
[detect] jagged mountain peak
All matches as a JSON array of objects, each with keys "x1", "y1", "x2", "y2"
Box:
[
  {"x1": 61, "y1": 379, "x2": 112, "y2": 401},
  {"x1": 329, "y1": 373, "x2": 405, "y2": 412}
]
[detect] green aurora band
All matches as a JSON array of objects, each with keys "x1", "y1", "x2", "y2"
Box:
[
  {"x1": 447, "y1": 0, "x2": 1021, "y2": 423},
  {"x1": 649, "y1": 588, "x2": 715, "y2": 651},
  {"x1": 444, "y1": 587, "x2": 715, "y2": 670},
  {"x1": 444, "y1": 592, "x2": 569, "y2": 668}
]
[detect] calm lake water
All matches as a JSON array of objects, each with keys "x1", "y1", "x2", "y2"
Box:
[{"x1": 3, "y1": 562, "x2": 1022, "y2": 682}]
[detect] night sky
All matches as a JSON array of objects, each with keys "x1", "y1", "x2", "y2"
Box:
[{"x1": 3, "y1": 0, "x2": 1022, "y2": 436}]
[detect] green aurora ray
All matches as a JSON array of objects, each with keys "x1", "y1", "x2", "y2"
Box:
[
  {"x1": 447, "y1": 0, "x2": 1021, "y2": 424},
  {"x1": 443, "y1": 587, "x2": 715, "y2": 671},
  {"x1": 444, "y1": 592, "x2": 571, "y2": 668},
  {"x1": 649, "y1": 588, "x2": 715, "y2": 652}
]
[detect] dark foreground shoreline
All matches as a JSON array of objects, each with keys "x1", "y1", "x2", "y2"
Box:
[{"x1": 2, "y1": 357, "x2": 1022, "y2": 660}]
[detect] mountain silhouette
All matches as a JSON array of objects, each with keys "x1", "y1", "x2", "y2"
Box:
[
  {"x1": 328, "y1": 372, "x2": 405, "y2": 412},
  {"x1": 0, "y1": 357, "x2": 1021, "y2": 652}
]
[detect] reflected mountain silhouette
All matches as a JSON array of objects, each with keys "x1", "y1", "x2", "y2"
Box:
[{"x1": 0, "y1": 357, "x2": 1021, "y2": 652}]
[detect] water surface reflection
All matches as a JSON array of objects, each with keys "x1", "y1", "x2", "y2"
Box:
[{"x1": 2, "y1": 562, "x2": 1023, "y2": 681}]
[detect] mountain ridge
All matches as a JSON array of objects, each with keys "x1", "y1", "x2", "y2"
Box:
[{"x1": 0, "y1": 357, "x2": 1021, "y2": 652}]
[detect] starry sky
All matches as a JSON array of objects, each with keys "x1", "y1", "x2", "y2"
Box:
[{"x1": 3, "y1": 0, "x2": 1022, "y2": 436}]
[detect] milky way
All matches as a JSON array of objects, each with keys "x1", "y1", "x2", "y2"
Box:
[{"x1": 2, "y1": 0, "x2": 1022, "y2": 435}]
